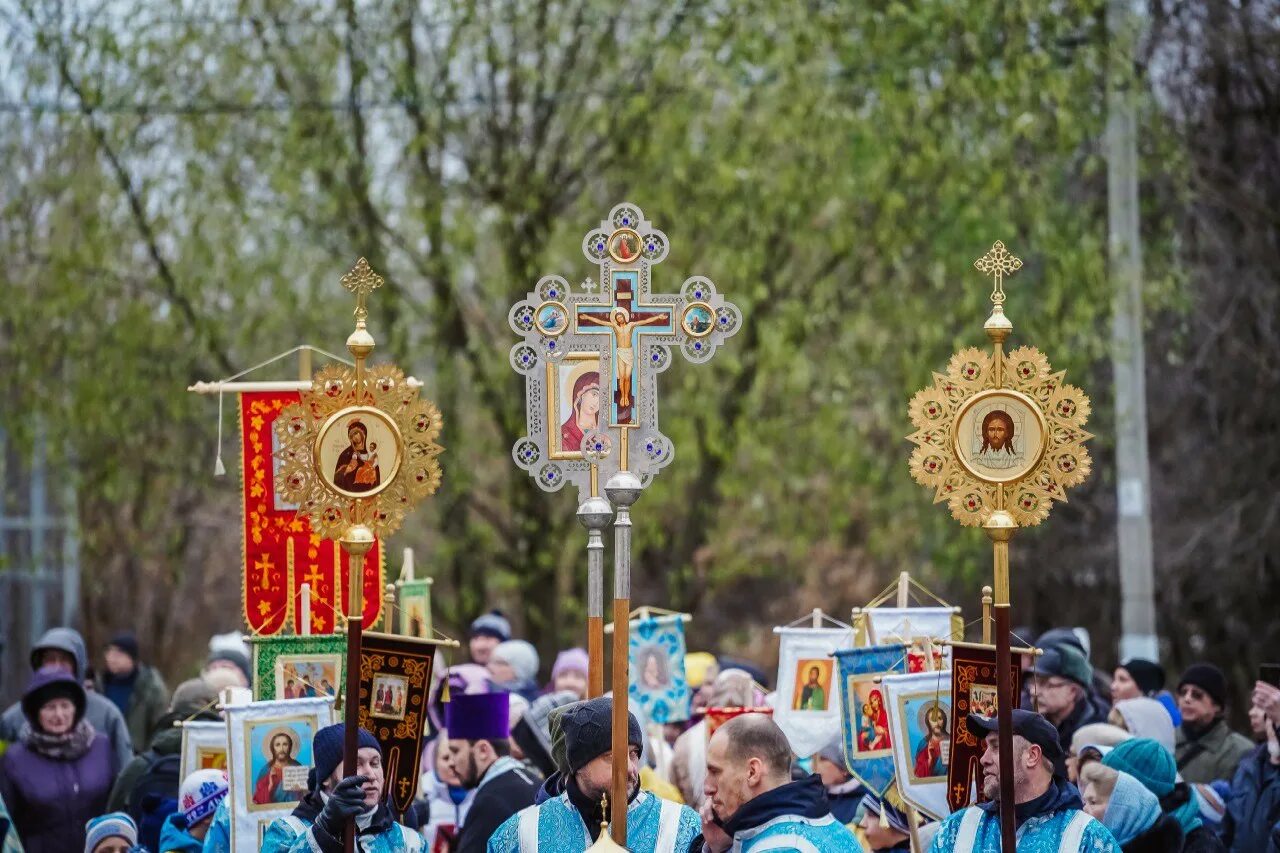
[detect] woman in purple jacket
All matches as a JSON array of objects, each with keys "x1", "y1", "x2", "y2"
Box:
[{"x1": 0, "y1": 665, "x2": 119, "y2": 852}]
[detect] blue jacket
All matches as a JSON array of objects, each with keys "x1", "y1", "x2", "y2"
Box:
[
  {"x1": 929, "y1": 777, "x2": 1120, "y2": 853},
  {"x1": 488, "y1": 788, "x2": 700, "y2": 852},
  {"x1": 201, "y1": 799, "x2": 230, "y2": 853},
  {"x1": 721, "y1": 774, "x2": 865, "y2": 852},
  {"x1": 158, "y1": 812, "x2": 203, "y2": 853},
  {"x1": 1221, "y1": 742, "x2": 1280, "y2": 853}
]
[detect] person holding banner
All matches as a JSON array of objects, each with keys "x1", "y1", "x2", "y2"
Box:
[
  {"x1": 259, "y1": 723, "x2": 424, "y2": 852},
  {"x1": 927, "y1": 710, "x2": 1121, "y2": 852}
]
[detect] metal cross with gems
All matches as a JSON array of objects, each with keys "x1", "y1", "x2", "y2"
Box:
[{"x1": 509, "y1": 202, "x2": 742, "y2": 498}]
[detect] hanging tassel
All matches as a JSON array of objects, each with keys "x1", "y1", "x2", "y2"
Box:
[{"x1": 213, "y1": 389, "x2": 227, "y2": 476}]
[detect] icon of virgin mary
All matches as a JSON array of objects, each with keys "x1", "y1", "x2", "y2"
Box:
[
  {"x1": 334, "y1": 419, "x2": 380, "y2": 492},
  {"x1": 560, "y1": 370, "x2": 601, "y2": 454}
]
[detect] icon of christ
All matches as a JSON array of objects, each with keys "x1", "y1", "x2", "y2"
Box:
[{"x1": 578, "y1": 307, "x2": 666, "y2": 408}]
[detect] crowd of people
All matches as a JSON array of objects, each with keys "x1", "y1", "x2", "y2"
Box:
[{"x1": 0, "y1": 613, "x2": 1277, "y2": 853}]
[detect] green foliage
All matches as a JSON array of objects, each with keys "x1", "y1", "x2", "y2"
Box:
[{"x1": 0, "y1": 0, "x2": 1186, "y2": 668}]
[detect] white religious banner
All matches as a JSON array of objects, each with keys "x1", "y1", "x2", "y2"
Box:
[
  {"x1": 180, "y1": 719, "x2": 229, "y2": 780},
  {"x1": 855, "y1": 606, "x2": 959, "y2": 672},
  {"x1": 224, "y1": 695, "x2": 335, "y2": 851},
  {"x1": 882, "y1": 669, "x2": 953, "y2": 821},
  {"x1": 773, "y1": 626, "x2": 854, "y2": 757}
]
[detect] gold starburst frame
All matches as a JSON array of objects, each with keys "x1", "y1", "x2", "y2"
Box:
[
  {"x1": 272, "y1": 259, "x2": 444, "y2": 540},
  {"x1": 907, "y1": 243, "x2": 1092, "y2": 527}
]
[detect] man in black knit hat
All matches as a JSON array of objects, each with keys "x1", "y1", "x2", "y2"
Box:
[{"x1": 1175, "y1": 663, "x2": 1253, "y2": 784}]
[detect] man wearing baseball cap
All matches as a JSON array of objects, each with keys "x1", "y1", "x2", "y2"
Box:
[
  {"x1": 487, "y1": 696, "x2": 701, "y2": 851},
  {"x1": 929, "y1": 710, "x2": 1122, "y2": 852}
]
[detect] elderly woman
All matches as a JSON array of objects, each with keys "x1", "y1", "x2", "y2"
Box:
[
  {"x1": 1080, "y1": 764, "x2": 1183, "y2": 852},
  {"x1": 0, "y1": 666, "x2": 118, "y2": 852}
]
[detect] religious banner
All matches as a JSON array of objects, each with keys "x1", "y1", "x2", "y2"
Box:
[
  {"x1": 397, "y1": 578, "x2": 433, "y2": 639},
  {"x1": 946, "y1": 642, "x2": 1027, "y2": 812},
  {"x1": 239, "y1": 389, "x2": 384, "y2": 635},
  {"x1": 773, "y1": 626, "x2": 853, "y2": 757},
  {"x1": 706, "y1": 706, "x2": 773, "y2": 737},
  {"x1": 357, "y1": 631, "x2": 437, "y2": 811},
  {"x1": 882, "y1": 670, "x2": 953, "y2": 821},
  {"x1": 834, "y1": 644, "x2": 908, "y2": 796},
  {"x1": 628, "y1": 614, "x2": 691, "y2": 724},
  {"x1": 224, "y1": 695, "x2": 334, "y2": 852},
  {"x1": 248, "y1": 634, "x2": 346, "y2": 708},
  {"x1": 854, "y1": 606, "x2": 960, "y2": 672},
  {"x1": 180, "y1": 720, "x2": 228, "y2": 780}
]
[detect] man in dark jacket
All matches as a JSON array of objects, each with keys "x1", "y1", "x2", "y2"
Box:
[
  {"x1": 98, "y1": 632, "x2": 169, "y2": 753},
  {"x1": 1028, "y1": 644, "x2": 1106, "y2": 771},
  {"x1": 0, "y1": 627, "x2": 132, "y2": 768},
  {"x1": 1220, "y1": 680, "x2": 1280, "y2": 853},
  {"x1": 1174, "y1": 664, "x2": 1253, "y2": 784},
  {"x1": 701, "y1": 714, "x2": 862, "y2": 851},
  {"x1": 445, "y1": 692, "x2": 539, "y2": 853},
  {"x1": 106, "y1": 677, "x2": 220, "y2": 812}
]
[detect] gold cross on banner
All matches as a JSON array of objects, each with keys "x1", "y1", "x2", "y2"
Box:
[
  {"x1": 340, "y1": 257, "x2": 385, "y2": 325},
  {"x1": 973, "y1": 241, "x2": 1023, "y2": 305},
  {"x1": 254, "y1": 553, "x2": 275, "y2": 590}
]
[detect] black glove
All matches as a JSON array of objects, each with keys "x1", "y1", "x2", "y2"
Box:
[{"x1": 316, "y1": 775, "x2": 369, "y2": 838}]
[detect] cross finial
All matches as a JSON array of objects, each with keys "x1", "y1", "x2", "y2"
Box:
[
  {"x1": 341, "y1": 257, "x2": 385, "y2": 326},
  {"x1": 973, "y1": 241, "x2": 1022, "y2": 306}
]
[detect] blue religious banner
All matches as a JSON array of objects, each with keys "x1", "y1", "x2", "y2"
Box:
[
  {"x1": 834, "y1": 643, "x2": 909, "y2": 796},
  {"x1": 628, "y1": 613, "x2": 691, "y2": 724}
]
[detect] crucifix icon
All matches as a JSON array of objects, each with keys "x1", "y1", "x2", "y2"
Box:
[
  {"x1": 254, "y1": 553, "x2": 275, "y2": 590},
  {"x1": 574, "y1": 273, "x2": 674, "y2": 426},
  {"x1": 973, "y1": 240, "x2": 1023, "y2": 305}
]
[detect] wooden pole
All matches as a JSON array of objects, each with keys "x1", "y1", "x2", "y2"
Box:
[
  {"x1": 339, "y1": 527, "x2": 375, "y2": 853},
  {"x1": 986, "y1": 512, "x2": 1017, "y2": 853}
]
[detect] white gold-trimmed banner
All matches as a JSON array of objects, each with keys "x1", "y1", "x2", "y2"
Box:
[
  {"x1": 773, "y1": 626, "x2": 853, "y2": 757},
  {"x1": 882, "y1": 669, "x2": 952, "y2": 821}
]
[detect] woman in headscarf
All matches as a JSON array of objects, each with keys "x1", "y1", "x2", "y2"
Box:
[{"x1": 0, "y1": 666, "x2": 118, "y2": 851}]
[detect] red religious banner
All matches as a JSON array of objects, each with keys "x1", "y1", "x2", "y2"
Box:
[
  {"x1": 946, "y1": 641, "x2": 1033, "y2": 812},
  {"x1": 240, "y1": 390, "x2": 384, "y2": 635}
]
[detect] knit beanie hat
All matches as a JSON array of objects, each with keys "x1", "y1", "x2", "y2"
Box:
[
  {"x1": 492, "y1": 640, "x2": 540, "y2": 683},
  {"x1": 1177, "y1": 663, "x2": 1228, "y2": 708},
  {"x1": 311, "y1": 723, "x2": 382, "y2": 791},
  {"x1": 1120, "y1": 659, "x2": 1166, "y2": 695},
  {"x1": 549, "y1": 700, "x2": 583, "y2": 774},
  {"x1": 561, "y1": 696, "x2": 643, "y2": 773},
  {"x1": 469, "y1": 611, "x2": 512, "y2": 642},
  {"x1": 179, "y1": 768, "x2": 230, "y2": 825},
  {"x1": 685, "y1": 652, "x2": 718, "y2": 689},
  {"x1": 107, "y1": 632, "x2": 140, "y2": 662},
  {"x1": 1036, "y1": 627, "x2": 1090, "y2": 661},
  {"x1": 551, "y1": 648, "x2": 589, "y2": 680},
  {"x1": 170, "y1": 678, "x2": 219, "y2": 717},
  {"x1": 1103, "y1": 737, "x2": 1176, "y2": 797},
  {"x1": 1032, "y1": 644, "x2": 1093, "y2": 690},
  {"x1": 1102, "y1": 770, "x2": 1163, "y2": 846},
  {"x1": 84, "y1": 812, "x2": 137, "y2": 852},
  {"x1": 204, "y1": 647, "x2": 252, "y2": 686}
]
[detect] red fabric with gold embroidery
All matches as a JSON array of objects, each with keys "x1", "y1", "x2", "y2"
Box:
[{"x1": 240, "y1": 390, "x2": 383, "y2": 634}]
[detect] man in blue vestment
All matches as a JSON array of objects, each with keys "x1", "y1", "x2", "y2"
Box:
[
  {"x1": 929, "y1": 710, "x2": 1122, "y2": 852},
  {"x1": 488, "y1": 696, "x2": 701, "y2": 852}
]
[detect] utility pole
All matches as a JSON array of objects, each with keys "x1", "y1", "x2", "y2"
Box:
[{"x1": 1107, "y1": 0, "x2": 1158, "y2": 662}]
